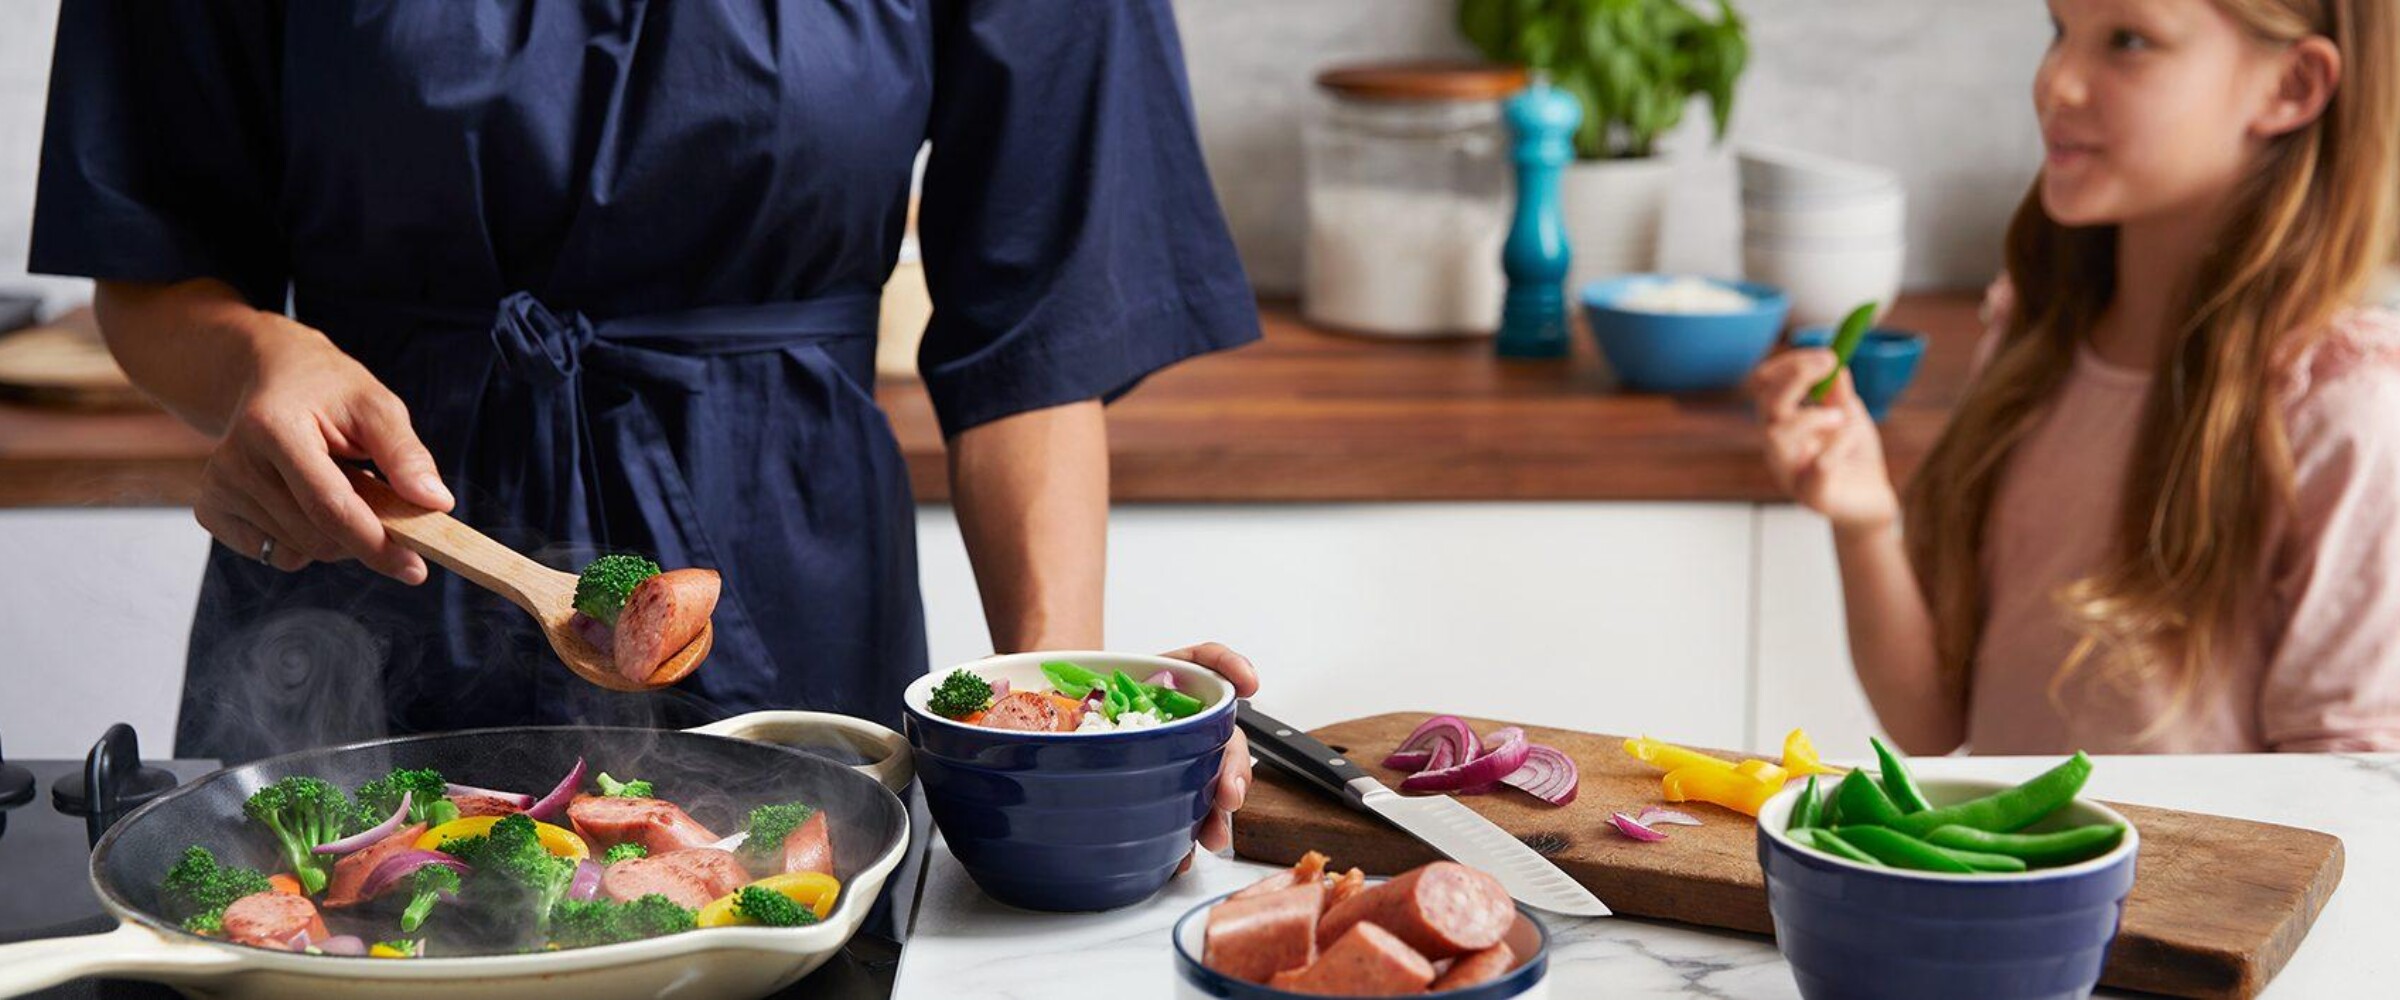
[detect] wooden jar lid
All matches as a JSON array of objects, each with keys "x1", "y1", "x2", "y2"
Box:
[{"x1": 1314, "y1": 61, "x2": 1529, "y2": 103}]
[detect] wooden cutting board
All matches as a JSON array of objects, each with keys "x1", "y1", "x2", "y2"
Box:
[
  {"x1": 1231, "y1": 713, "x2": 2344, "y2": 1000},
  {"x1": 0, "y1": 308, "x2": 149, "y2": 410}
]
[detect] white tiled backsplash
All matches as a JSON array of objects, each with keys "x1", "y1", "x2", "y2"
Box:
[{"x1": 0, "y1": 1, "x2": 2043, "y2": 311}]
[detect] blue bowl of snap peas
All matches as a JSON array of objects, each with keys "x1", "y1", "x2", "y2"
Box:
[{"x1": 1755, "y1": 748, "x2": 2140, "y2": 1000}]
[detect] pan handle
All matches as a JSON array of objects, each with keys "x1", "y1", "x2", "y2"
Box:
[
  {"x1": 689, "y1": 711, "x2": 914, "y2": 793},
  {"x1": 0, "y1": 922, "x2": 241, "y2": 997}
]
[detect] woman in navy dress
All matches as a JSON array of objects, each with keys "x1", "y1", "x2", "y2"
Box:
[{"x1": 32, "y1": 1, "x2": 1259, "y2": 846}]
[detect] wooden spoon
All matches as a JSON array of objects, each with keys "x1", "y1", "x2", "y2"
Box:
[{"x1": 341, "y1": 467, "x2": 712, "y2": 692}]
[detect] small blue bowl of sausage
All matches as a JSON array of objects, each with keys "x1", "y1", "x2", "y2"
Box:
[
  {"x1": 902, "y1": 651, "x2": 1237, "y2": 913},
  {"x1": 1170, "y1": 857, "x2": 1550, "y2": 999}
]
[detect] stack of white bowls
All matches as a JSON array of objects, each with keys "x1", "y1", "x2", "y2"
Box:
[{"x1": 1740, "y1": 146, "x2": 1908, "y2": 328}]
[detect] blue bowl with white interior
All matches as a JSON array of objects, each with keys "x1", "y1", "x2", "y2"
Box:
[
  {"x1": 902, "y1": 650, "x2": 1236, "y2": 912},
  {"x1": 1170, "y1": 884, "x2": 1552, "y2": 999},
  {"x1": 1580, "y1": 275, "x2": 1791, "y2": 392},
  {"x1": 1756, "y1": 776, "x2": 2141, "y2": 1000}
]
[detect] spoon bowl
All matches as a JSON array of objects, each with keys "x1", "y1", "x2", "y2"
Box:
[{"x1": 343, "y1": 467, "x2": 712, "y2": 691}]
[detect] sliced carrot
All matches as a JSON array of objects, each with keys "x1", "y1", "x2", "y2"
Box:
[
  {"x1": 267, "y1": 873, "x2": 305, "y2": 897},
  {"x1": 961, "y1": 710, "x2": 987, "y2": 726}
]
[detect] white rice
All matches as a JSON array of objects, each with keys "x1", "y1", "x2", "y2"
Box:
[
  {"x1": 1076, "y1": 709, "x2": 1164, "y2": 733},
  {"x1": 1613, "y1": 276, "x2": 1754, "y2": 315}
]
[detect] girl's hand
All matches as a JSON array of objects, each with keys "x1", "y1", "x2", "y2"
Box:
[
  {"x1": 1747, "y1": 349, "x2": 1900, "y2": 531},
  {"x1": 1159, "y1": 641, "x2": 1257, "y2": 860},
  {"x1": 195, "y1": 324, "x2": 454, "y2": 581}
]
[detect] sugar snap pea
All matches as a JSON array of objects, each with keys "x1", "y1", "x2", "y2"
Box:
[
  {"x1": 1923, "y1": 823, "x2": 2125, "y2": 867},
  {"x1": 1806, "y1": 300, "x2": 1881, "y2": 403},
  {"x1": 1831, "y1": 826, "x2": 1978, "y2": 873},
  {"x1": 1787, "y1": 775, "x2": 1822, "y2": 831},
  {"x1": 1834, "y1": 769, "x2": 1906, "y2": 828},
  {"x1": 1804, "y1": 828, "x2": 1885, "y2": 867},
  {"x1": 1870, "y1": 736, "x2": 1932, "y2": 813},
  {"x1": 1889, "y1": 752, "x2": 2093, "y2": 838}
]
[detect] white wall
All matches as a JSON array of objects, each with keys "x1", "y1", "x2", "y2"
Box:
[{"x1": 0, "y1": 0, "x2": 89, "y2": 315}]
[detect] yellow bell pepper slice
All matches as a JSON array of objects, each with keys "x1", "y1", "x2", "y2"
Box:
[
  {"x1": 697, "y1": 871, "x2": 844, "y2": 927},
  {"x1": 1779, "y1": 728, "x2": 1844, "y2": 779},
  {"x1": 413, "y1": 815, "x2": 590, "y2": 861},
  {"x1": 1623, "y1": 736, "x2": 1738, "y2": 775},
  {"x1": 368, "y1": 942, "x2": 416, "y2": 959},
  {"x1": 1661, "y1": 763, "x2": 1782, "y2": 816},
  {"x1": 1734, "y1": 758, "x2": 1789, "y2": 786}
]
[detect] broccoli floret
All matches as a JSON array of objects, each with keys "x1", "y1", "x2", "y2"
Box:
[
  {"x1": 161, "y1": 845, "x2": 275, "y2": 927},
  {"x1": 573, "y1": 554, "x2": 662, "y2": 625},
  {"x1": 738, "y1": 802, "x2": 816, "y2": 864},
  {"x1": 547, "y1": 893, "x2": 697, "y2": 949},
  {"x1": 399, "y1": 863, "x2": 461, "y2": 933},
  {"x1": 594, "y1": 772, "x2": 654, "y2": 799},
  {"x1": 445, "y1": 814, "x2": 577, "y2": 930},
  {"x1": 732, "y1": 886, "x2": 818, "y2": 927},
  {"x1": 927, "y1": 670, "x2": 993, "y2": 720},
  {"x1": 241, "y1": 777, "x2": 359, "y2": 895},
  {"x1": 602, "y1": 842, "x2": 648, "y2": 864},
  {"x1": 356, "y1": 767, "x2": 460, "y2": 827}
]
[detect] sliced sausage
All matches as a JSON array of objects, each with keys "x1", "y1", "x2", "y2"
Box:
[
  {"x1": 600, "y1": 847, "x2": 747, "y2": 909},
  {"x1": 1315, "y1": 861, "x2": 1511, "y2": 960},
  {"x1": 568, "y1": 794, "x2": 723, "y2": 854},
  {"x1": 322, "y1": 822, "x2": 429, "y2": 909},
  {"x1": 1324, "y1": 867, "x2": 1367, "y2": 910},
  {"x1": 977, "y1": 691, "x2": 1073, "y2": 733},
  {"x1": 1431, "y1": 941, "x2": 1516, "y2": 991},
  {"x1": 612, "y1": 568, "x2": 719, "y2": 682},
  {"x1": 1267, "y1": 921, "x2": 1436, "y2": 996},
  {"x1": 781, "y1": 810, "x2": 835, "y2": 876},
  {"x1": 447, "y1": 792, "x2": 523, "y2": 819},
  {"x1": 221, "y1": 891, "x2": 329, "y2": 950},
  {"x1": 1202, "y1": 880, "x2": 1324, "y2": 985},
  {"x1": 1231, "y1": 851, "x2": 1331, "y2": 902}
]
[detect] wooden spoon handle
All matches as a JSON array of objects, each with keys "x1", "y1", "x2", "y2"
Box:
[{"x1": 343, "y1": 467, "x2": 573, "y2": 617}]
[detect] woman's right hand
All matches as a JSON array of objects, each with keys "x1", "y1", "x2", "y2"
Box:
[
  {"x1": 1747, "y1": 349, "x2": 1900, "y2": 531},
  {"x1": 194, "y1": 319, "x2": 454, "y2": 582}
]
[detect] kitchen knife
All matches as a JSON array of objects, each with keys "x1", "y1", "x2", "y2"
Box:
[{"x1": 1236, "y1": 702, "x2": 1611, "y2": 918}]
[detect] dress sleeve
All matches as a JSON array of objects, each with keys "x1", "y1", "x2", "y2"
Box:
[
  {"x1": 915, "y1": 0, "x2": 1260, "y2": 438},
  {"x1": 2260, "y1": 326, "x2": 2400, "y2": 751},
  {"x1": 29, "y1": 1, "x2": 288, "y2": 309}
]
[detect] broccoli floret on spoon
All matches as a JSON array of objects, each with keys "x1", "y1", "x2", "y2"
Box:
[{"x1": 573, "y1": 554, "x2": 662, "y2": 625}]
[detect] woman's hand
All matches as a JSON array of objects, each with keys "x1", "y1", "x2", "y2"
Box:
[
  {"x1": 1159, "y1": 641, "x2": 1258, "y2": 858},
  {"x1": 1747, "y1": 349, "x2": 1901, "y2": 531},
  {"x1": 194, "y1": 317, "x2": 453, "y2": 581}
]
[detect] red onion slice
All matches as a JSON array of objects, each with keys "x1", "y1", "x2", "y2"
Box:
[
  {"x1": 523, "y1": 757, "x2": 587, "y2": 822},
  {"x1": 284, "y1": 929, "x2": 314, "y2": 952},
  {"x1": 358, "y1": 850, "x2": 470, "y2": 902},
  {"x1": 1609, "y1": 812, "x2": 1669, "y2": 843},
  {"x1": 568, "y1": 612, "x2": 615, "y2": 657},
  {"x1": 1142, "y1": 669, "x2": 1179, "y2": 691},
  {"x1": 314, "y1": 935, "x2": 368, "y2": 957},
  {"x1": 1499, "y1": 744, "x2": 1580, "y2": 806},
  {"x1": 568, "y1": 859, "x2": 604, "y2": 902},
  {"x1": 990, "y1": 678, "x2": 1011, "y2": 699},
  {"x1": 1383, "y1": 715, "x2": 1480, "y2": 772},
  {"x1": 1399, "y1": 727, "x2": 1529, "y2": 794},
  {"x1": 315, "y1": 791, "x2": 411, "y2": 855},
  {"x1": 1636, "y1": 807, "x2": 1702, "y2": 828},
  {"x1": 442, "y1": 783, "x2": 533, "y2": 809}
]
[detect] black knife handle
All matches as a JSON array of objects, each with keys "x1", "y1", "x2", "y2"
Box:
[{"x1": 1237, "y1": 701, "x2": 1373, "y2": 810}]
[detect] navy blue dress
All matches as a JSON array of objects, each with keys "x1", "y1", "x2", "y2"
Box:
[{"x1": 31, "y1": 1, "x2": 1258, "y2": 763}]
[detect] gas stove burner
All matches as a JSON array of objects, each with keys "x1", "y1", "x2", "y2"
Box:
[
  {"x1": 0, "y1": 728, "x2": 34, "y2": 811},
  {"x1": 51, "y1": 723, "x2": 178, "y2": 843}
]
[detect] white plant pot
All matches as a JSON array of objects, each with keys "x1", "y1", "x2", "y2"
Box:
[{"x1": 1559, "y1": 156, "x2": 1676, "y2": 295}]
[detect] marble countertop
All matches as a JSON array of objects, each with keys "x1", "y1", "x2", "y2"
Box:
[{"x1": 893, "y1": 752, "x2": 2399, "y2": 999}]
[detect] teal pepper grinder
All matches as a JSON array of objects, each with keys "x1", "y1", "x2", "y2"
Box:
[{"x1": 1495, "y1": 77, "x2": 1583, "y2": 359}]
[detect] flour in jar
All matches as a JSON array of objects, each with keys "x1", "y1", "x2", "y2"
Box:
[{"x1": 1303, "y1": 186, "x2": 1508, "y2": 337}]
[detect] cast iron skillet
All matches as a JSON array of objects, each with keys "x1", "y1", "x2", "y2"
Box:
[{"x1": 0, "y1": 711, "x2": 912, "y2": 1000}]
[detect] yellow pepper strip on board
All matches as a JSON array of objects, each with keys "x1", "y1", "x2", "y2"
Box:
[
  {"x1": 1623, "y1": 736, "x2": 1739, "y2": 775},
  {"x1": 1661, "y1": 763, "x2": 1782, "y2": 817},
  {"x1": 1734, "y1": 758, "x2": 1790, "y2": 786},
  {"x1": 1779, "y1": 729, "x2": 1845, "y2": 779}
]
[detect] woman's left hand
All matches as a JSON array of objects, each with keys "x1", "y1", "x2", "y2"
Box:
[{"x1": 1159, "y1": 641, "x2": 1258, "y2": 857}]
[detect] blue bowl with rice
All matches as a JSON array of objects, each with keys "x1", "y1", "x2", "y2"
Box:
[
  {"x1": 1580, "y1": 275, "x2": 1791, "y2": 392},
  {"x1": 902, "y1": 651, "x2": 1236, "y2": 912}
]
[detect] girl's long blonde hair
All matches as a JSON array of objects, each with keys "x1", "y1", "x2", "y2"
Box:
[{"x1": 1902, "y1": 0, "x2": 2400, "y2": 738}]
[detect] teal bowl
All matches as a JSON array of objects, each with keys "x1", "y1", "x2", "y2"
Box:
[
  {"x1": 1579, "y1": 276, "x2": 1791, "y2": 392},
  {"x1": 1756, "y1": 776, "x2": 2141, "y2": 1000}
]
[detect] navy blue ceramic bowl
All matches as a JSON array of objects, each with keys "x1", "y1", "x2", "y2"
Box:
[
  {"x1": 903, "y1": 651, "x2": 1237, "y2": 912},
  {"x1": 1757, "y1": 776, "x2": 2141, "y2": 1000},
  {"x1": 1170, "y1": 885, "x2": 1551, "y2": 999},
  {"x1": 1580, "y1": 275, "x2": 1791, "y2": 392}
]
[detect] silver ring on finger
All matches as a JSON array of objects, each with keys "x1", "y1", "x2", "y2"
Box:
[{"x1": 257, "y1": 536, "x2": 278, "y2": 566}]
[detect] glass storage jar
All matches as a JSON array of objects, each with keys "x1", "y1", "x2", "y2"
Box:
[{"x1": 1303, "y1": 62, "x2": 1526, "y2": 337}]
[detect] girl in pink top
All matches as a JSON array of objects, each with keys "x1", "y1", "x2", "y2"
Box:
[{"x1": 1750, "y1": 0, "x2": 2400, "y2": 754}]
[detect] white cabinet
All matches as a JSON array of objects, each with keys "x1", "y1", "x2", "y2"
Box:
[
  {"x1": 1751, "y1": 505, "x2": 1887, "y2": 755},
  {"x1": 0, "y1": 509, "x2": 208, "y2": 758}
]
